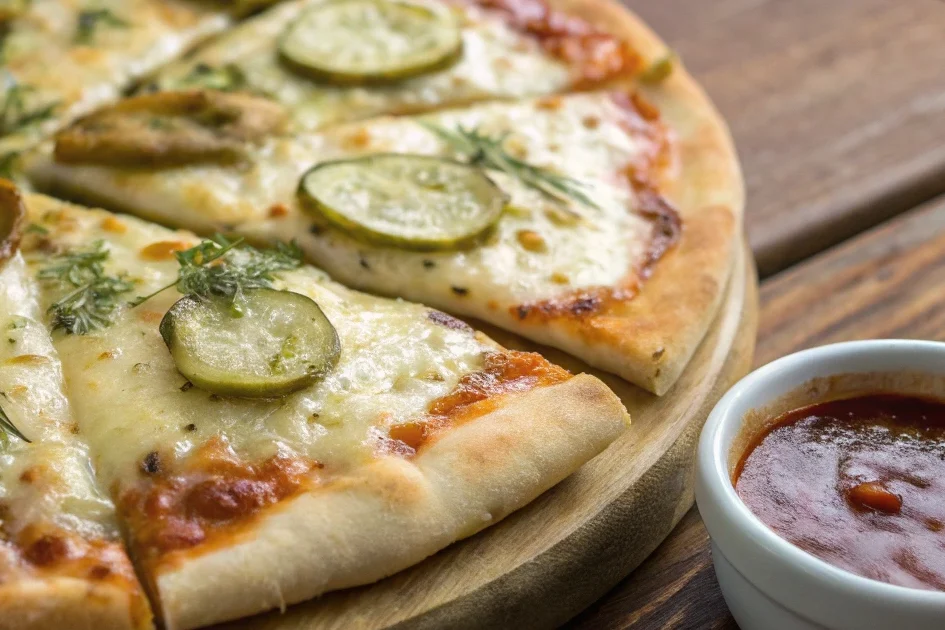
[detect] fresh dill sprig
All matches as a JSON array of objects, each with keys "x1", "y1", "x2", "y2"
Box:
[
  {"x1": 75, "y1": 8, "x2": 127, "y2": 44},
  {"x1": 0, "y1": 401, "x2": 30, "y2": 445},
  {"x1": 420, "y1": 122, "x2": 599, "y2": 210},
  {"x1": 39, "y1": 240, "x2": 134, "y2": 335},
  {"x1": 0, "y1": 73, "x2": 59, "y2": 136},
  {"x1": 131, "y1": 235, "x2": 303, "y2": 307}
]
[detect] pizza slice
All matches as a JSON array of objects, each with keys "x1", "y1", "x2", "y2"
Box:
[
  {"x1": 15, "y1": 190, "x2": 627, "y2": 629},
  {"x1": 26, "y1": 82, "x2": 740, "y2": 393},
  {"x1": 140, "y1": 0, "x2": 644, "y2": 131},
  {"x1": 0, "y1": 0, "x2": 232, "y2": 167},
  {"x1": 0, "y1": 183, "x2": 151, "y2": 629}
]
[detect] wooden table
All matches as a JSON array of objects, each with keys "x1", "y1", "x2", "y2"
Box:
[{"x1": 565, "y1": 0, "x2": 945, "y2": 627}]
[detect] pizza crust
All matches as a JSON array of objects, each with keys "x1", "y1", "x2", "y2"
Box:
[
  {"x1": 535, "y1": 0, "x2": 743, "y2": 394},
  {"x1": 0, "y1": 578, "x2": 151, "y2": 630},
  {"x1": 147, "y1": 374, "x2": 627, "y2": 630}
]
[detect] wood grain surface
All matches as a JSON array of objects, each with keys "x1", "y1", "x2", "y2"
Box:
[
  {"x1": 571, "y1": 194, "x2": 945, "y2": 629},
  {"x1": 626, "y1": 0, "x2": 945, "y2": 276}
]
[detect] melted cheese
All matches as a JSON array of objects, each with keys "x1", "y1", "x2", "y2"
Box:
[
  {"x1": 28, "y1": 92, "x2": 657, "y2": 312},
  {"x1": 0, "y1": 254, "x2": 118, "y2": 543},
  {"x1": 23, "y1": 196, "x2": 489, "y2": 487},
  {"x1": 0, "y1": 0, "x2": 229, "y2": 156},
  {"x1": 150, "y1": 0, "x2": 571, "y2": 130}
]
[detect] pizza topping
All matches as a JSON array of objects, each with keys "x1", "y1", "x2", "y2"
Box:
[
  {"x1": 53, "y1": 91, "x2": 287, "y2": 167},
  {"x1": 158, "y1": 62, "x2": 249, "y2": 93},
  {"x1": 384, "y1": 350, "x2": 570, "y2": 453},
  {"x1": 0, "y1": 74, "x2": 59, "y2": 137},
  {"x1": 131, "y1": 235, "x2": 302, "y2": 307},
  {"x1": 0, "y1": 0, "x2": 28, "y2": 23},
  {"x1": 38, "y1": 240, "x2": 135, "y2": 335},
  {"x1": 0, "y1": 179, "x2": 25, "y2": 265},
  {"x1": 74, "y1": 8, "x2": 128, "y2": 45},
  {"x1": 0, "y1": 401, "x2": 29, "y2": 444},
  {"x1": 422, "y1": 122, "x2": 598, "y2": 211},
  {"x1": 299, "y1": 154, "x2": 507, "y2": 251},
  {"x1": 468, "y1": 0, "x2": 641, "y2": 85},
  {"x1": 122, "y1": 442, "x2": 319, "y2": 558},
  {"x1": 160, "y1": 289, "x2": 341, "y2": 398},
  {"x1": 279, "y1": 0, "x2": 463, "y2": 85},
  {"x1": 639, "y1": 52, "x2": 676, "y2": 84}
]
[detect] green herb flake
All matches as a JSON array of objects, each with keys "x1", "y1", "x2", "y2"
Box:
[
  {"x1": 39, "y1": 240, "x2": 134, "y2": 335},
  {"x1": 420, "y1": 122, "x2": 599, "y2": 211},
  {"x1": 0, "y1": 402, "x2": 30, "y2": 444},
  {"x1": 131, "y1": 235, "x2": 302, "y2": 307},
  {"x1": 75, "y1": 8, "x2": 128, "y2": 45},
  {"x1": 0, "y1": 73, "x2": 59, "y2": 136}
]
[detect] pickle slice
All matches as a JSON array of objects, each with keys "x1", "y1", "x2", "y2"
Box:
[
  {"x1": 54, "y1": 91, "x2": 286, "y2": 167},
  {"x1": 298, "y1": 154, "x2": 506, "y2": 251},
  {"x1": 160, "y1": 289, "x2": 340, "y2": 398},
  {"x1": 279, "y1": 0, "x2": 463, "y2": 85}
]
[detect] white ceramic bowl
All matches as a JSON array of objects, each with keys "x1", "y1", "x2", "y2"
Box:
[{"x1": 696, "y1": 340, "x2": 945, "y2": 630}]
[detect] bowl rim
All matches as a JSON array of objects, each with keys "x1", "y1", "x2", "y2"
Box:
[{"x1": 698, "y1": 339, "x2": 945, "y2": 610}]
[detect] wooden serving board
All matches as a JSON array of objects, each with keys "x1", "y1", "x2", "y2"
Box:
[{"x1": 224, "y1": 242, "x2": 757, "y2": 630}]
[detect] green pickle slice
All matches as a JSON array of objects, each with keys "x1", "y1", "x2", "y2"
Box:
[
  {"x1": 279, "y1": 0, "x2": 463, "y2": 85},
  {"x1": 160, "y1": 288, "x2": 340, "y2": 398},
  {"x1": 299, "y1": 154, "x2": 507, "y2": 251}
]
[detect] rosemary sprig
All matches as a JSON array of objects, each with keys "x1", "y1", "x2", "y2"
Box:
[
  {"x1": 421, "y1": 122, "x2": 599, "y2": 210},
  {"x1": 0, "y1": 401, "x2": 30, "y2": 445},
  {"x1": 131, "y1": 235, "x2": 302, "y2": 307},
  {"x1": 0, "y1": 73, "x2": 59, "y2": 136},
  {"x1": 39, "y1": 241, "x2": 134, "y2": 335},
  {"x1": 75, "y1": 8, "x2": 127, "y2": 44}
]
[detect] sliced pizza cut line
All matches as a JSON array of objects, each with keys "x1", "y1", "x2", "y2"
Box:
[
  {"x1": 26, "y1": 73, "x2": 738, "y2": 393},
  {"x1": 0, "y1": 184, "x2": 153, "y2": 630},
  {"x1": 18, "y1": 194, "x2": 628, "y2": 629}
]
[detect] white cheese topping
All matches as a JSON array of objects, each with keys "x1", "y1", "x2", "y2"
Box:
[
  {"x1": 24, "y1": 197, "x2": 490, "y2": 488},
  {"x1": 0, "y1": 254, "x2": 117, "y2": 542},
  {"x1": 28, "y1": 93, "x2": 658, "y2": 316}
]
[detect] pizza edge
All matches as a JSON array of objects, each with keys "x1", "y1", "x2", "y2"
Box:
[
  {"x1": 146, "y1": 373, "x2": 627, "y2": 629},
  {"x1": 531, "y1": 0, "x2": 743, "y2": 394}
]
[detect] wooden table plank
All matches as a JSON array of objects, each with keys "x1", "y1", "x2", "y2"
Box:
[
  {"x1": 569, "y1": 193, "x2": 945, "y2": 628},
  {"x1": 625, "y1": 0, "x2": 945, "y2": 276}
]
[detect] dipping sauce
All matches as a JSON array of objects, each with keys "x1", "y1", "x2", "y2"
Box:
[{"x1": 734, "y1": 394, "x2": 945, "y2": 591}]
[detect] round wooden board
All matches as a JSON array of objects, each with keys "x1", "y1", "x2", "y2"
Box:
[{"x1": 220, "y1": 241, "x2": 758, "y2": 630}]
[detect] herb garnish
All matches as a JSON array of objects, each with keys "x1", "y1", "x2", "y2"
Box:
[
  {"x1": 174, "y1": 63, "x2": 248, "y2": 92},
  {"x1": 130, "y1": 235, "x2": 302, "y2": 307},
  {"x1": 421, "y1": 123, "x2": 599, "y2": 210},
  {"x1": 39, "y1": 240, "x2": 134, "y2": 335},
  {"x1": 0, "y1": 402, "x2": 30, "y2": 444},
  {"x1": 75, "y1": 8, "x2": 127, "y2": 44},
  {"x1": 0, "y1": 73, "x2": 58, "y2": 136}
]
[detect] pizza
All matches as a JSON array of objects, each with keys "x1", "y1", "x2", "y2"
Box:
[
  {"x1": 28, "y1": 82, "x2": 739, "y2": 393},
  {"x1": 142, "y1": 0, "x2": 642, "y2": 131},
  {"x1": 0, "y1": 0, "x2": 743, "y2": 626},
  {"x1": 0, "y1": 184, "x2": 151, "y2": 629},
  {"x1": 0, "y1": 183, "x2": 627, "y2": 628},
  {"x1": 0, "y1": 0, "x2": 231, "y2": 169}
]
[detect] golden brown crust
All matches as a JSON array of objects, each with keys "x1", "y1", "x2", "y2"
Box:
[
  {"x1": 148, "y1": 374, "x2": 627, "y2": 629},
  {"x1": 511, "y1": 0, "x2": 742, "y2": 393}
]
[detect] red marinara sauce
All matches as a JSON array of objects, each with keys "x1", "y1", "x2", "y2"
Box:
[{"x1": 734, "y1": 394, "x2": 945, "y2": 591}]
